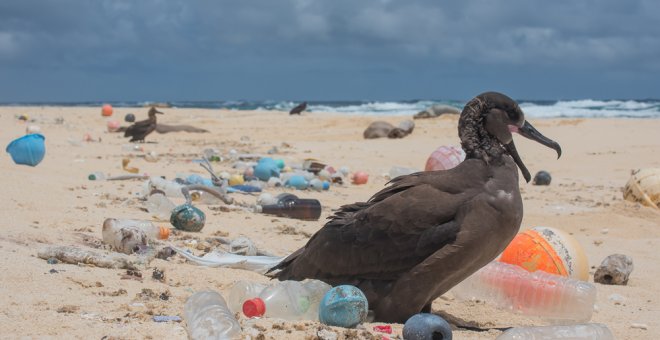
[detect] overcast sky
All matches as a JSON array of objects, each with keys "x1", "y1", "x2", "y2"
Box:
[{"x1": 1, "y1": 0, "x2": 658, "y2": 102}]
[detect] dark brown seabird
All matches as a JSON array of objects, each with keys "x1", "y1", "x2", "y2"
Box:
[
  {"x1": 289, "y1": 102, "x2": 308, "y2": 115},
  {"x1": 268, "y1": 92, "x2": 562, "y2": 322},
  {"x1": 123, "y1": 107, "x2": 163, "y2": 142}
]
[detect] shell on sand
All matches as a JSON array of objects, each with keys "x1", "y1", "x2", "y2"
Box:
[{"x1": 623, "y1": 168, "x2": 660, "y2": 209}]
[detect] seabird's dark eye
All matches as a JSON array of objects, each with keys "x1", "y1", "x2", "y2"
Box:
[{"x1": 507, "y1": 110, "x2": 519, "y2": 121}]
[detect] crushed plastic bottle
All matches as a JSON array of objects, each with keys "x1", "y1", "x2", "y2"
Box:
[
  {"x1": 147, "y1": 177, "x2": 185, "y2": 198},
  {"x1": 240, "y1": 280, "x2": 332, "y2": 321},
  {"x1": 146, "y1": 191, "x2": 176, "y2": 221},
  {"x1": 496, "y1": 323, "x2": 614, "y2": 340},
  {"x1": 102, "y1": 218, "x2": 170, "y2": 254},
  {"x1": 452, "y1": 261, "x2": 597, "y2": 322},
  {"x1": 184, "y1": 290, "x2": 241, "y2": 340}
]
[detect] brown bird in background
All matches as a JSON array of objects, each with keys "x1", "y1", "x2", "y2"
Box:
[
  {"x1": 124, "y1": 107, "x2": 163, "y2": 142},
  {"x1": 268, "y1": 92, "x2": 562, "y2": 322},
  {"x1": 289, "y1": 102, "x2": 307, "y2": 115}
]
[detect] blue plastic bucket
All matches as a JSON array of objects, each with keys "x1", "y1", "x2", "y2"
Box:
[{"x1": 6, "y1": 133, "x2": 46, "y2": 167}]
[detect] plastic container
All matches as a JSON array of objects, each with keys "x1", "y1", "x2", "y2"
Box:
[
  {"x1": 6, "y1": 133, "x2": 46, "y2": 167},
  {"x1": 452, "y1": 261, "x2": 596, "y2": 322},
  {"x1": 496, "y1": 323, "x2": 614, "y2": 340},
  {"x1": 102, "y1": 218, "x2": 170, "y2": 254},
  {"x1": 184, "y1": 290, "x2": 241, "y2": 340},
  {"x1": 402, "y1": 313, "x2": 453, "y2": 340},
  {"x1": 191, "y1": 191, "x2": 224, "y2": 204},
  {"x1": 242, "y1": 280, "x2": 332, "y2": 321},
  {"x1": 88, "y1": 172, "x2": 106, "y2": 181},
  {"x1": 499, "y1": 227, "x2": 589, "y2": 280},
  {"x1": 146, "y1": 191, "x2": 176, "y2": 221},
  {"x1": 319, "y1": 285, "x2": 368, "y2": 328},
  {"x1": 257, "y1": 193, "x2": 322, "y2": 221},
  {"x1": 425, "y1": 145, "x2": 465, "y2": 171}
]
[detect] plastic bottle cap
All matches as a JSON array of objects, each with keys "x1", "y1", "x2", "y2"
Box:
[
  {"x1": 243, "y1": 298, "x2": 266, "y2": 318},
  {"x1": 158, "y1": 226, "x2": 170, "y2": 240}
]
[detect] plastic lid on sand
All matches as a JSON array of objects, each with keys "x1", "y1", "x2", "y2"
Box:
[{"x1": 243, "y1": 298, "x2": 266, "y2": 318}]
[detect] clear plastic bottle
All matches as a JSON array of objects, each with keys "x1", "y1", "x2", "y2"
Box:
[
  {"x1": 146, "y1": 191, "x2": 176, "y2": 221},
  {"x1": 257, "y1": 193, "x2": 322, "y2": 221},
  {"x1": 496, "y1": 323, "x2": 614, "y2": 340},
  {"x1": 451, "y1": 261, "x2": 597, "y2": 322},
  {"x1": 241, "y1": 280, "x2": 332, "y2": 321},
  {"x1": 184, "y1": 290, "x2": 241, "y2": 340},
  {"x1": 102, "y1": 218, "x2": 170, "y2": 254},
  {"x1": 148, "y1": 176, "x2": 185, "y2": 198},
  {"x1": 227, "y1": 281, "x2": 270, "y2": 314}
]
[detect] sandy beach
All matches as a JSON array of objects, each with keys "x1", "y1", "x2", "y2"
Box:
[{"x1": 1, "y1": 106, "x2": 659, "y2": 339}]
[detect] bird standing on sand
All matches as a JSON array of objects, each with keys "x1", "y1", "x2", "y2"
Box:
[
  {"x1": 123, "y1": 107, "x2": 163, "y2": 142},
  {"x1": 268, "y1": 92, "x2": 562, "y2": 322},
  {"x1": 289, "y1": 102, "x2": 307, "y2": 115}
]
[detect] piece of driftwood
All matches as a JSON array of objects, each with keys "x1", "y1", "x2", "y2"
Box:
[
  {"x1": 155, "y1": 124, "x2": 209, "y2": 134},
  {"x1": 38, "y1": 245, "x2": 138, "y2": 270},
  {"x1": 594, "y1": 254, "x2": 634, "y2": 285}
]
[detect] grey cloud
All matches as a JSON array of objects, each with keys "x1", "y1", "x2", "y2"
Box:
[{"x1": 0, "y1": 0, "x2": 658, "y2": 100}]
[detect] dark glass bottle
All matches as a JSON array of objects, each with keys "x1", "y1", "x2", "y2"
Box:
[{"x1": 260, "y1": 193, "x2": 322, "y2": 221}]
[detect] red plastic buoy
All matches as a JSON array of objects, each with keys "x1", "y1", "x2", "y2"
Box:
[{"x1": 101, "y1": 104, "x2": 113, "y2": 117}]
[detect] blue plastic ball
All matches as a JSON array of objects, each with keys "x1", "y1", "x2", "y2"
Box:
[
  {"x1": 402, "y1": 313, "x2": 452, "y2": 340},
  {"x1": 319, "y1": 285, "x2": 368, "y2": 328},
  {"x1": 286, "y1": 175, "x2": 309, "y2": 190},
  {"x1": 254, "y1": 158, "x2": 280, "y2": 181}
]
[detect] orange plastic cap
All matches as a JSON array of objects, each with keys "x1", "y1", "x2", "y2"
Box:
[
  {"x1": 158, "y1": 226, "x2": 170, "y2": 240},
  {"x1": 243, "y1": 298, "x2": 266, "y2": 318}
]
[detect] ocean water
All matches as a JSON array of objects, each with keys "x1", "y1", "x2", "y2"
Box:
[{"x1": 2, "y1": 99, "x2": 659, "y2": 118}]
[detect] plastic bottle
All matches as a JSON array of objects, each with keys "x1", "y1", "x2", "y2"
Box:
[
  {"x1": 257, "y1": 193, "x2": 322, "y2": 221},
  {"x1": 148, "y1": 176, "x2": 185, "y2": 198},
  {"x1": 496, "y1": 323, "x2": 614, "y2": 340},
  {"x1": 102, "y1": 218, "x2": 170, "y2": 254},
  {"x1": 242, "y1": 280, "x2": 332, "y2": 321},
  {"x1": 451, "y1": 261, "x2": 597, "y2": 322},
  {"x1": 88, "y1": 171, "x2": 106, "y2": 181},
  {"x1": 146, "y1": 191, "x2": 176, "y2": 220},
  {"x1": 227, "y1": 281, "x2": 270, "y2": 314},
  {"x1": 190, "y1": 190, "x2": 224, "y2": 204},
  {"x1": 184, "y1": 290, "x2": 241, "y2": 340}
]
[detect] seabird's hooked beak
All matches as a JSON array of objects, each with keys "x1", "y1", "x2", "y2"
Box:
[
  {"x1": 155, "y1": 110, "x2": 164, "y2": 115},
  {"x1": 505, "y1": 121, "x2": 562, "y2": 183}
]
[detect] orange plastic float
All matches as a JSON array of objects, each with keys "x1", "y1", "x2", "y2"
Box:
[
  {"x1": 102, "y1": 104, "x2": 113, "y2": 117},
  {"x1": 499, "y1": 226, "x2": 589, "y2": 281}
]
